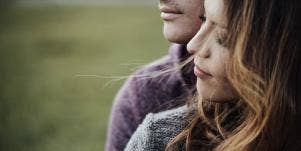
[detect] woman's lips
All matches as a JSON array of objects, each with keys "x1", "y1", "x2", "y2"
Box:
[
  {"x1": 194, "y1": 66, "x2": 212, "y2": 80},
  {"x1": 159, "y1": 7, "x2": 183, "y2": 21}
]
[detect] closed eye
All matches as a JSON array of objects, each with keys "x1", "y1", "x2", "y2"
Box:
[{"x1": 215, "y1": 30, "x2": 228, "y2": 47}]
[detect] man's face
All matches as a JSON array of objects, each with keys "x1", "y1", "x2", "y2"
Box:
[{"x1": 159, "y1": 0, "x2": 205, "y2": 44}]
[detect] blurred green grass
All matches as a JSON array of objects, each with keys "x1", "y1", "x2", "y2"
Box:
[{"x1": 0, "y1": 6, "x2": 169, "y2": 151}]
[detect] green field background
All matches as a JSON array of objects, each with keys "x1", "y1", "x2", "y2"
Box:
[{"x1": 0, "y1": 6, "x2": 169, "y2": 151}]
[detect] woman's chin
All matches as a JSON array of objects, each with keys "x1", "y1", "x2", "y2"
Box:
[
  {"x1": 196, "y1": 81, "x2": 237, "y2": 103},
  {"x1": 197, "y1": 89, "x2": 234, "y2": 103}
]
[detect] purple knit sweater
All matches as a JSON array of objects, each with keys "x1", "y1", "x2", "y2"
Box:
[{"x1": 105, "y1": 44, "x2": 196, "y2": 151}]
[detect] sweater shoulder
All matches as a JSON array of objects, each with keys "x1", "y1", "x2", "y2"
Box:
[
  {"x1": 148, "y1": 105, "x2": 191, "y2": 127},
  {"x1": 125, "y1": 105, "x2": 192, "y2": 151}
]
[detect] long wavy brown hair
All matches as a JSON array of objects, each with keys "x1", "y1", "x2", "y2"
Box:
[{"x1": 166, "y1": 0, "x2": 301, "y2": 150}]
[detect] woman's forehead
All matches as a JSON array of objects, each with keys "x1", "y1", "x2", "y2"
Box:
[{"x1": 204, "y1": 0, "x2": 227, "y2": 28}]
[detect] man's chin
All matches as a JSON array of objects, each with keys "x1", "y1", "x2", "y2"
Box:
[
  {"x1": 163, "y1": 32, "x2": 191, "y2": 44},
  {"x1": 163, "y1": 23, "x2": 195, "y2": 44},
  {"x1": 165, "y1": 37, "x2": 187, "y2": 44}
]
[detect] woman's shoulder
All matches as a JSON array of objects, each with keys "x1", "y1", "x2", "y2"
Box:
[{"x1": 125, "y1": 105, "x2": 193, "y2": 151}]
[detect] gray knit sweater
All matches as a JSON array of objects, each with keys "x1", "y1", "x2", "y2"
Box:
[{"x1": 125, "y1": 105, "x2": 192, "y2": 151}]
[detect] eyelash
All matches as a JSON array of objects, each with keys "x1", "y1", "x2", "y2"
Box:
[
  {"x1": 199, "y1": 14, "x2": 206, "y2": 22},
  {"x1": 215, "y1": 31, "x2": 228, "y2": 47}
]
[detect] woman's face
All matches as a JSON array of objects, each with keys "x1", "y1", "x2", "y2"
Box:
[{"x1": 187, "y1": 0, "x2": 236, "y2": 102}]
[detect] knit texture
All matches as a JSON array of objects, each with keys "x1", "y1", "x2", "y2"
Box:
[{"x1": 125, "y1": 105, "x2": 192, "y2": 151}]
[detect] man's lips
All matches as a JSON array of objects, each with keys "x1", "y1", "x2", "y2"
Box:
[
  {"x1": 159, "y1": 7, "x2": 182, "y2": 14},
  {"x1": 159, "y1": 6, "x2": 183, "y2": 21}
]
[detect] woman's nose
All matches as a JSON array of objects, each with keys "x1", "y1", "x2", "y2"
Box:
[
  {"x1": 187, "y1": 22, "x2": 211, "y2": 57},
  {"x1": 187, "y1": 31, "x2": 202, "y2": 54}
]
